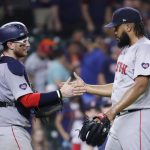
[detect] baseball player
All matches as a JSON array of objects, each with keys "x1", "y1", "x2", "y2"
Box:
[
  {"x1": 0, "y1": 22, "x2": 85, "y2": 150},
  {"x1": 73, "y1": 7, "x2": 150, "y2": 150}
]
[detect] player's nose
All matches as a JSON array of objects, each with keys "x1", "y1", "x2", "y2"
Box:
[
  {"x1": 114, "y1": 30, "x2": 117, "y2": 37},
  {"x1": 25, "y1": 40, "x2": 30, "y2": 47}
]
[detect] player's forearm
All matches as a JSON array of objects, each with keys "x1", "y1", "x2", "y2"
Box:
[
  {"x1": 112, "y1": 86, "x2": 146, "y2": 114},
  {"x1": 111, "y1": 77, "x2": 149, "y2": 115},
  {"x1": 19, "y1": 90, "x2": 62, "y2": 108},
  {"x1": 86, "y1": 83, "x2": 113, "y2": 97}
]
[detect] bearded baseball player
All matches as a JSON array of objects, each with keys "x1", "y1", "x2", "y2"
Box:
[
  {"x1": 0, "y1": 22, "x2": 85, "y2": 150},
  {"x1": 73, "y1": 7, "x2": 150, "y2": 150}
]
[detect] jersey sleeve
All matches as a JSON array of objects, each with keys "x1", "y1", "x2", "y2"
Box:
[
  {"x1": 134, "y1": 44, "x2": 150, "y2": 79},
  {"x1": 5, "y1": 66, "x2": 33, "y2": 100}
]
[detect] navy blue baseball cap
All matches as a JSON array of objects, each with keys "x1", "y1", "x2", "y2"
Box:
[{"x1": 104, "y1": 7, "x2": 142, "y2": 28}]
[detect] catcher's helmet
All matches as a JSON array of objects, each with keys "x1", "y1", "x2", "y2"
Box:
[
  {"x1": 0, "y1": 22, "x2": 29, "y2": 44},
  {"x1": 104, "y1": 7, "x2": 142, "y2": 28}
]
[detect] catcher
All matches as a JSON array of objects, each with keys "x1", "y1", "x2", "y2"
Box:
[
  {"x1": 73, "y1": 7, "x2": 150, "y2": 150},
  {"x1": 0, "y1": 22, "x2": 85, "y2": 149}
]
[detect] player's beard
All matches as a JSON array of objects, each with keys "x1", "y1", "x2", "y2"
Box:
[
  {"x1": 117, "y1": 32, "x2": 131, "y2": 48},
  {"x1": 14, "y1": 47, "x2": 28, "y2": 58}
]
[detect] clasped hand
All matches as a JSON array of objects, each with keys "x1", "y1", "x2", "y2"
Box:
[{"x1": 59, "y1": 72, "x2": 87, "y2": 98}]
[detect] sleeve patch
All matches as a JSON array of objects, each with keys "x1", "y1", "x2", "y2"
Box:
[
  {"x1": 141, "y1": 63, "x2": 149, "y2": 69},
  {"x1": 19, "y1": 83, "x2": 28, "y2": 90}
]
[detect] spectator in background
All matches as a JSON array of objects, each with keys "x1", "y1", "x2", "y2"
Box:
[
  {"x1": 3, "y1": 0, "x2": 34, "y2": 30},
  {"x1": 83, "y1": 100, "x2": 100, "y2": 150},
  {"x1": 101, "y1": 46, "x2": 121, "y2": 84},
  {"x1": 71, "y1": 29, "x2": 85, "y2": 44},
  {"x1": 94, "y1": 36, "x2": 109, "y2": 55},
  {"x1": 25, "y1": 38, "x2": 56, "y2": 150},
  {"x1": 45, "y1": 47, "x2": 83, "y2": 150},
  {"x1": 81, "y1": 0, "x2": 112, "y2": 34},
  {"x1": 66, "y1": 30, "x2": 86, "y2": 73},
  {"x1": 32, "y1": 128, "x2": 49, "y2": 150},
  {"x1": 66, "y1": 41, "x2": 85, "y2": 69},
  {"x1": 45, "y1": 48, "x2": 72, "y2": 150},
  {"x1": 0, "y1": 0, "x2": 4, "y2": 23},
  {"x1": 92, "y1": 35, "x2": 115, "y2": 84},
  {"x1": 25, "y1": 38, "x2": 56, "y2": 92},
  {"x1": 51, "y1": 0, "x2": 85, "y2": 38},
  {"x1": 123, "y1": 0, "x2": 142, "y2": 9},
  {"x1": 46, "y1": 48, "x2": 70, "y2": 92},
  {"x1": 81, "y1": 36, "x2": 107, "y2": 84},
  {"x1": 55, "y1": 101, "x2": 74, "y2": 150},
  {"x1": 80, "y1": 37, "x2": 108, "y2": 104},
  {"x1": 69, "y1": 97, "x2": 84, "y2": 150},
  {"x1": 31, "y1": 0, "x2": 54, "y2": 34}
]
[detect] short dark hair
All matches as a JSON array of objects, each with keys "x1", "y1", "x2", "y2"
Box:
[{"x1": 133, "y1": 21, "x2": 146, "y2": 37}]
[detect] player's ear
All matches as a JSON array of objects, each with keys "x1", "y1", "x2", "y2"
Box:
[
  {"x1": 7, "y1": 41, "x2": 15, "y2": 50},
  {"x1": 125, "y1": 23, "x2": 134, "y2": 32}
]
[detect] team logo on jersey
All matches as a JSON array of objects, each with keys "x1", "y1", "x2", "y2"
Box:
[
  {"x1": 141, "y1": 63, "x2": 149, "y2": 69},
  {"x1": 19, "y1": 83, "x2": 27, "y2": 90},
  {"x1": 116, "y1": 61, "x2": 127, "y2": 75}
]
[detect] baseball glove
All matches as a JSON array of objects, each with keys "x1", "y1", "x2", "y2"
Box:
[{"x1": 79, "y1": 113, "x2": 111, "y2": 147}]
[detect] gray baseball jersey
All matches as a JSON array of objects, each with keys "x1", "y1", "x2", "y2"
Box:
[
  {"x1": 0, "y1": 56, "x2": 33, "y2": 127},
  {"x1": 111, "y1": 37, "x2": 150, "y2": 110},
  {"x1": 106, "y1": 37, "x2": 150, "y2": 150}
]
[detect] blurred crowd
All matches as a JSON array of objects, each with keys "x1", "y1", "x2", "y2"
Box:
[{"x1": 1, "y1": 0, "x2": 150, "y2": 150}]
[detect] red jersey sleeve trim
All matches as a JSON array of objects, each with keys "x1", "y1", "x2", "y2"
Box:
[{"x1": 19, "y1": 93, "x2": 40, "y2": 108}]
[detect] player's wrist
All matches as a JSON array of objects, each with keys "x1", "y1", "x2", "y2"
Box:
[
  {"x1": 57, "y1": 90, "x2": 62, "y2": 99},
  {"x1": 105, "y1": 107, "x2": 117, "y2": 121},
  {"x1": 83, "y1": 83, "x2": 87, "y2": 93},
  {"x1": 85, "y1": 84, "x2": 90, "y2": 93},
  {"x1": 59, "y1": 88, "x2": 67, "y2": 98},
  {"x1": 93, "y1": 113, "x2": 108, "y2": 121}
]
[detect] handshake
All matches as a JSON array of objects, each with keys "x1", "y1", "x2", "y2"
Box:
[
  {"x1": 59, "y1": 72, "x2": 87, "y2": 98},
  {"x1": 59, "y1": 72, "x2": 112, "y2": 147}
]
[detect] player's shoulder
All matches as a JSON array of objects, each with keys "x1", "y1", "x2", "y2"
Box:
[
  {"x1": 137, "y1": 37, "x2": 150, "y2": 51},
  {"x1": 139, "y1": 37, "x2": 150, "y2": 46},
  {"x1": 0, "y1": 56, "x2": 25, "y2": 76}
]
